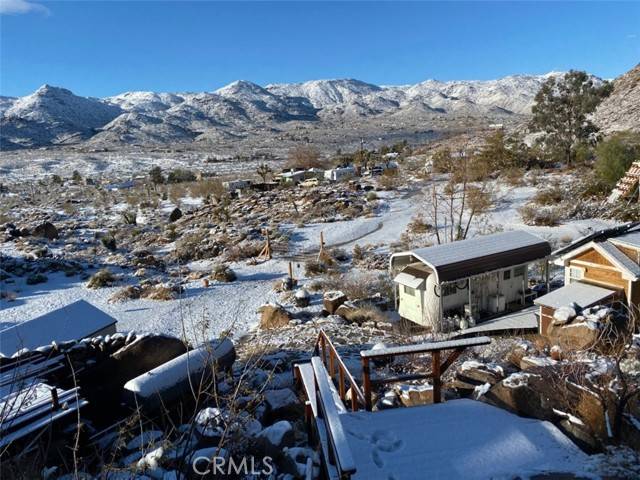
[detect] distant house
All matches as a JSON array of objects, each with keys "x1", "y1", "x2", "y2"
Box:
[
  {"x1": 390, "y1": 231, "x2": 551, "y2": 331},
  {"x1": 223, "y1": 179, "x2": 252, "y2": 192},
  {"x1": 0, "y1": 300, "x2": 117, "y2": 357},
  {"x1": 276, "y1": 170, "x2": 306, "y2": 185},
  {"x1": 535, "y1": 222, "x2": 640, "y2": 334},
  {"x1": 324, "y1": 166, "x2": 355, "y2": 182}
]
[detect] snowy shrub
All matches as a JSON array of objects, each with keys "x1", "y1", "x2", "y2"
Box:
[
  {"x1": 305, "y1": 259, "x2": 327, "y2": 276},
  {"x1": 100, "y1": 234, "x2": 117, "y2": 251},
  {"x1": 519, "y1": 205, "x2": 560, "y2": 226},
  {"x1": 87, "y1": 268, "x2": 115, "y2": 289},
  {"x1": 25, "y1": 273, "x2": 47, "y2": 285},
  {"x1": 211, "y1": 264, "x2": 236, "y2": 282},
  {"x1": 121, "y1": 210, "x2": 137, "y2": 225}
]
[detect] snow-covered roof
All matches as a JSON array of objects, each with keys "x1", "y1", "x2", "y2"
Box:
[
  {"x1": 391, "y1": 231, "x2": 550, "y2": 283},
  {"x1": 596, "y1": 241, "x2": 640, "y2": 279},
  {"x1": 342, "y1": 399, "x2": 586, "y2": 479},
  {"x1": 610, "y1": 229, "x2": 640, "y2": 249},
  {"x1": 534, "y1": 282, "x2": 617, "y2": 310},
  {"x1": 0, "y1": 300, "x2": 117, "y2": 357},
  {"x1": 393, "y1": 272, "x2": 425, "y2": 289}
]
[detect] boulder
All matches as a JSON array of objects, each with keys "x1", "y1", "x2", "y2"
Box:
[
  {"x1": 255, "y1": 421, "x2": 295, "y2": 458},
  {"x1": 457, "y1": 360, "x2": 505, "y2": 385},
  {"x1": 258, "y1": 304, "x2": 292, "y2": 330},
  {"x1": 264, "y1": 388, "x2": 302, "y2": 421},
  {"x1": 323, "y1": 290, "x2": 347, "y2": 314},
  {"x1": 396, "y1": 384, "x2": 434, "y2": 407},
  {"x1": 111, "y1": 334, "x2": 189, "y2": 386},
  {"x1": 294, "y1": 288, "x2": 310, "y2": 308},
  {"x1": 33, "y1": 222, "x2": 58, "y2": 240},
  {"x1": 546, "y1": 321, "x2": 600, "y2": 351},
  {"x1": 169, "y1": 207, "x2": 182, "y2": 222},
  {"x1": 552, "y1": 305, "x2": 578, "y2": 325}
]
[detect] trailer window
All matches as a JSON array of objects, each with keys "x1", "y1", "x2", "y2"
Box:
[
  {"x1": 404, "y1": 286, "x2": 415, "y2": 296},
  {"x1": 514, "y1": 266, "x2": 526, "y2": 277},
  {"x1": 503, "y1": 270, "x2": 511, "y2": 280},
  {"x1": 442, "y1": 284, "x2": 457, "y2": 297}
]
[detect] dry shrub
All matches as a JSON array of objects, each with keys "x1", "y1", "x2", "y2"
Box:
[
  {"x1": 87, "y1": 268, "x2": 115, "y2": 289},
  {"x1": 533, "y1": 185, "x2": 565, "y2": 206},
  {"x1": 109, "y1": 285, "x2": 141, "y2": 302},
  {"x1": 406, "y1": 215, "x2": 432, "y2": 234},
  {"x1": 225, "y1": 241, "x2": 263, "y2": 262},
  {"x1": 211, "y1": 264, "x2": 236, "y2": 282},
  {"x1": 377, "y1": 170, "x2": 399, "y2": 190},
  {"x1": 502, "y1": 167, "x2": 525, "y2": 186},
  {"x1": 322, "y1": 271, "x2": 393, "y2": 301},
  {"x1": 305, "y1": 259, "x2": 328, "y2": 276},
  {"x1": 519, "y1": 205, "x2": 560, "y2": 226},
  {"x1": 143, "y1": 284, "x2": 179, "y2": 300},
  {"x1": 343, "y1": 305, "x2": 387, "y2": 325},
  {"x1": 172, "y1": 230, "x2": 207, "y2": 262}
]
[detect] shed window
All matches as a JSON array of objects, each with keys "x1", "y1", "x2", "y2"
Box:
[
  {"x1": 569, "y1": 267, "x2": 584, "y2": 282},
  {"x1": 503, "y1": 270, "x2": 511, "y2": 280},
  {"x1": 404, "y1": 285, "x2": 416, "y2": 296},
  {"x1": 442, "y1": 284, "x2": 457, "y2": 297},
  {"x1": 514, "y1": 266, "x2": 526, "y2": 277}
]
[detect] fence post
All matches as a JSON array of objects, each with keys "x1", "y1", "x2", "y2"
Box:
[{"x1": 362, "y1": 357, "x2": 372, "y2": 411}]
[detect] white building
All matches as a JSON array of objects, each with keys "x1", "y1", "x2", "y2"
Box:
[
  {"x1": 324, "y1": 166, "x2": 355, "y2": 182},
  {"x1": 389, "y1": 231, "x2": 551, "y2": 331}
]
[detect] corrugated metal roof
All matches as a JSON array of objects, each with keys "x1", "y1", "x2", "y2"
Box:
[
  {"x1": 405, "y1": 231, "x2": 551, "y2": 282},
  {"x1": 597, "y1": 240, "x2": 640, "y2": 279},
  {"x1": 534, "y1": 282, "x2": 617, "y2": 309}
]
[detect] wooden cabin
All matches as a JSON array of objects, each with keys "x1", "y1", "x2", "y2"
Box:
[
  {"x1": 389, "y1": 231, "x2": 551, "y2": 331},
  {"x1": 535, "y1": 223, "x2": 640, "y2": 334}
]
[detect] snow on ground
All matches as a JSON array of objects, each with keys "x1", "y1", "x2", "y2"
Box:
[
  {"x1": 0, "y1": 176, "x2": 615, "y2": 343},
  {"x1": 342, "y1": 399, "x2": 588, "y2": 480}
]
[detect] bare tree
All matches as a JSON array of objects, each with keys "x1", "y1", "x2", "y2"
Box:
[
  {"x1": 424, "y1": 151, "x2": 495, "y2": 244},
  {"x1": 286, "y1": 145, "x2": 325, "y2": 170},
  {"x1": 256, "y1": 163, "x2": 273, "y2": 183}
]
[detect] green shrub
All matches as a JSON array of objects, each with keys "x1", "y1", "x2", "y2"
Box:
[{"x1": 595, "y1": 132, "x2": 640, "y2": 187}]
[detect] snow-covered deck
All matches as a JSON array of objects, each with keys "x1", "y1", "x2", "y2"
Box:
[
  {"x1": 453, "y1": 305, "x2": 539, "y2": 337},
  {"x1": 340, "y1": 399, "x2": 586, "y2": 480}
]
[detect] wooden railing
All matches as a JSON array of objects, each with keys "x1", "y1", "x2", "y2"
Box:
[
  {"x1": 360, "y1": 336, "x2": 492, "y2": 411},
  {"x1": 314, "y1": 330, "x2": 366, "y2": 411},
  {"x1": 310, "y1": 357, "x2": 357, "y2": 478}
]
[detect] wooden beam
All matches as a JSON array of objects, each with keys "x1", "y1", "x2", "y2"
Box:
[
  {"x1": 432, "y1": 351, "x2": 441, "y2": 404},
  {"x1": 439, "y1": 347, "x2": 465, "y2": 375}
]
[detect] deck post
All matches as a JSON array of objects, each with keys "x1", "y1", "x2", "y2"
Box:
[
  {"x1": 329, "y1": 349, "x2": 335, "y2": 377},
  {"x1": 338, "y1": 367, "x2": 346, "y2": 401},
  {"x1": 362, "y1": 357, "x2": 372, "y2": 411},
  {"x1": 545, "y1": 259, "x2": 550, "y2": 295},
  {"x1": 432, "y1": 351, "x2": 441, "y2": 403},
  {"x1": 320, "y1": 335, "x2": 327, "y2": 365}
]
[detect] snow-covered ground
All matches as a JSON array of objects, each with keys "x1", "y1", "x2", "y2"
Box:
[{"x1": 0, "y1": 178, "x2": 614, "y2": 343}]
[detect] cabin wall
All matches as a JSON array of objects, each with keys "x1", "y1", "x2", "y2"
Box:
[
  {"x1": 398, "y1": 284, "x2": 425, "y2": 325},
  {"x1": 568, "y1": 248, "x2": 630, "y2": 300}
]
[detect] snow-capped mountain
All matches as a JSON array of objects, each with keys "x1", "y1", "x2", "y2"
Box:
[{"x1": 0, "y1": 73, "x2": 577, "y2": 150}]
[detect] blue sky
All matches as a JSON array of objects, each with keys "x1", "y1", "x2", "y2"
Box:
[{"x1": 1, "y1": 1, "x2": 638, "y2": 97}]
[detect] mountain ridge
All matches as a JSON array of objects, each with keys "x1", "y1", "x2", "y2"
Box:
[{"x1": 0, "y1": 72, "x2": 602, "y2": 150}]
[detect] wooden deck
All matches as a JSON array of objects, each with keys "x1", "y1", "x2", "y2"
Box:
[
  {"x1": 453, "y1": 305, "x2": 539, "y2": 337},
  {"x1": 340, "y1": 399, "x2": 586, "y2": 480}
]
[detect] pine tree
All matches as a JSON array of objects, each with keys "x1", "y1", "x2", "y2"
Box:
[{"x1": 530, "y1": 71, "x2": 612, "y2": 165}]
